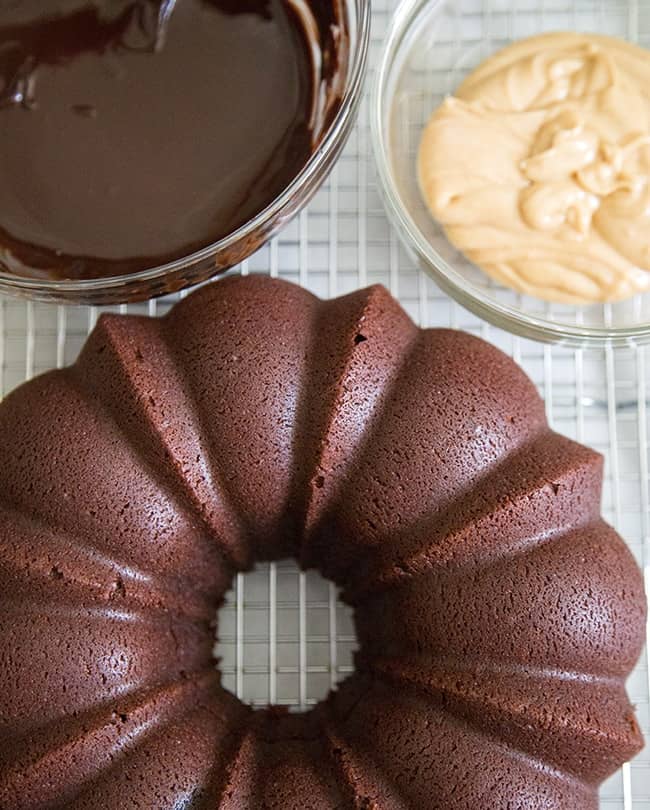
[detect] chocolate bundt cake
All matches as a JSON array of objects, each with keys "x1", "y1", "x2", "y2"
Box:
[{"x1": 0, "y1": 275, "x2": 645, "y2": 809}]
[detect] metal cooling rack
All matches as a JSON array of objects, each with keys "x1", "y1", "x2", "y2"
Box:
[{"x1": 0, "y1": 1, "x2": 648, "y2": 807}]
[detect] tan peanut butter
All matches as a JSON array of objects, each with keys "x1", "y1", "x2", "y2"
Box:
[{"x1": 418, "y1": 32, "x2": 650, "y2": 304}]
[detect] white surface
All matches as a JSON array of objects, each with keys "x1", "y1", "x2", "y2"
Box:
[{"x1": 0, "y1": 1, "x2": 648, "y2": 806}]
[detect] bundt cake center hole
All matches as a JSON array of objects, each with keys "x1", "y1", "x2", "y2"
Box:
[{"x1": 214, "y1": 560, "x2": 358, "y2": 713}]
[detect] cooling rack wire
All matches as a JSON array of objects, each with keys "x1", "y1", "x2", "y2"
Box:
[{"x1": 1, "y1": 1, "x2": 648, "y2": 806}]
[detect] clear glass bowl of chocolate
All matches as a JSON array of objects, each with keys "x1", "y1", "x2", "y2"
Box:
[
  {"x1": 373, "y1": 0, "x2": 650, "y2": 347},
  {"x1": 0, "y1": 1, "x2": 370, "y2": 304}
]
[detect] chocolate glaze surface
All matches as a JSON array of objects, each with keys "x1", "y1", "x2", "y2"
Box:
[{"x1": 0, "y1": 1, "x2": 337, "y2": 280}]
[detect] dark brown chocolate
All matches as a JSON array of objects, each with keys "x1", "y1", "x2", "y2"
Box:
[
  {"x1": 0, "y1": 2, "x2": 341, "y2": 280},
  {"x1": 0, "y1": 276, "x2": 644, "y2": 808}
]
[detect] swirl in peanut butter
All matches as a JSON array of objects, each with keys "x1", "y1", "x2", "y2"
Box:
[{"x1": 418, "y1": 32, "x2": 650, "y2": 304}]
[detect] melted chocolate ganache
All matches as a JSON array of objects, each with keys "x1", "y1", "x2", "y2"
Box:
[{"x1": 0, "y1": 1, "x2": 341, "y2": 279}]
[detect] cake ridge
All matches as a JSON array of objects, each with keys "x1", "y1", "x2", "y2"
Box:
[
  {"x1": 289, "y1": 283, "x2": 419, "y2": 557},
  {"x1": 163, "y1": 274, "x2": 320, "y2": 561},
  {"x1": 302, "y1": 326, "x2": 551, "y2": 585},
  {"x1": 1, "y1": 669, "x2": 221, "y2": 761},
  {"x1": 327, "y1": 676, "x2": 599, "y2": 808},
  {"x1": 61, "y1": 369, "x2": 234, "y2": 593},
  {"x1": 195, "y1": 722, "x2": 255, "y2": 810},
  {"x1": 317, "y1": 673, "x2": 413, "y2": 807},
  {"x1": 322, "y1": 716, "x2": 411, "y2": 809},
  {"x1": 354, "y1": 519, "x2": 646, "y2": 682},
  {"x1": 299, "y1": 323, "x2": 427, "y2": 575},
  {"x1": 216, "y1": 727, "x2": 260, "y2": 808},
  {"x1": 65, "y1": 695, "x2": 245, "y2": 810},
  {"x1": 358, "y1": 652, "x2": 625, "y2": 686},
  {"x1": 345, "y1": 434, "x2": 603, "y2": 602},
  {"x1": 0, "y1": 598, "x2": 215, "y2": 746},
  {"x1": 0, "y1": 506, "x2": 217, "y2": 622},
  {"x1": 0, "y1": 368, "x2": 226, "y2": 593},
  {"x1": 74, "y1": 316, "x2": 247, "y2": 571},
  {"x1": 0, "y1": 672, "x2": 225, "y2": 809},
  {"x1": 243, "y1": 709, "x2": 354, "y2": 808},
  {"x1": 363, "y1": 656, "x2": 643, "y2": 783},
  {"x1": 0, "y1": 597, "x2": 204, "y2": 624}
]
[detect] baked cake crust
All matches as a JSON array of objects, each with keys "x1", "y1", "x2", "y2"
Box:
[{"x1": 0, "y1": 275, "x2": 644, "y2": 808}]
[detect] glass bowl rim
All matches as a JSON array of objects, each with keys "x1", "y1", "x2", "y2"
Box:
[
  {"x1": 371, "y1": 0, "x2": 650, "y2": 348},
  {"x1": 0, "y1": 0, "x2": 372, "y2": 298}
]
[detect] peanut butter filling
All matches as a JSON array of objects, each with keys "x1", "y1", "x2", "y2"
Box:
[{"x1": 418, "y1": 32, "x2": 650, "y2": 304}]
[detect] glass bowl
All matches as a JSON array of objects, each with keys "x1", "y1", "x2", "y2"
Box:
[
  {"x1": 372, "y1": 0, "x2": 650, "y2": 347},
  {"x1": 0, "y1": 0, "x2": 370, "y2": 306}
]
